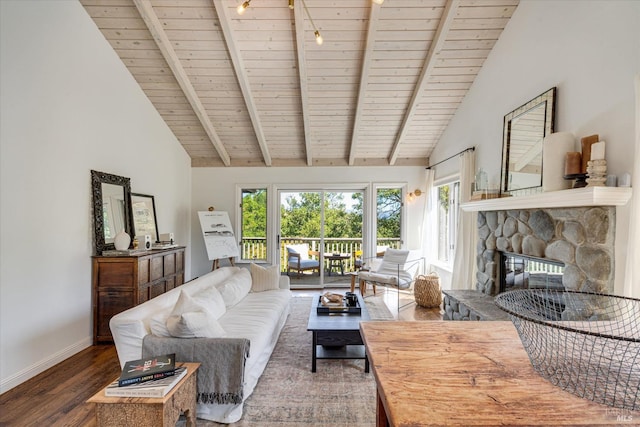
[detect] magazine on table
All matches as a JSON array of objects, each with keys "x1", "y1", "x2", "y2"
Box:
[
  {"x1": 118, "y1": 353, "x2": 176, "y2": 386},
  {"x1": 106, "y1": 366, "x2": 187, "y2": 398}
]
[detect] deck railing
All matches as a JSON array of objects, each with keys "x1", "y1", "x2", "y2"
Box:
[{"x1": 240, "y1": 237, "x2": 401, "y2": 272}]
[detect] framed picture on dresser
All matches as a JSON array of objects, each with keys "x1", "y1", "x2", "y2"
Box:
[{"x1": 131, "y1": 193, "x2": 159, "y2": 243}]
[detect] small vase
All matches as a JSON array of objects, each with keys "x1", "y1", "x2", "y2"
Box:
[{"x1": 114, "y1": 230, "x2": 131, "y2": 250}]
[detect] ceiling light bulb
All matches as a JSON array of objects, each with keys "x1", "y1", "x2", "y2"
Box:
[
  {"x1": 289, "y1": 0, "x2": 294, "y2": 9},
  {"x1": 314, "y1": 30, "x2": 323, "y2": 45},
  {"x1": 237, "y1": 1, "x2": 250, "y2": 15},
  {"x1": 372, "y1": 0, "x2": 384, "y2": 4}
]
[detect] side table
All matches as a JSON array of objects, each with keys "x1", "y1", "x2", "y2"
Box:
[{"x1": 88, "y1": 362, "x2": 199, "y2": 427}]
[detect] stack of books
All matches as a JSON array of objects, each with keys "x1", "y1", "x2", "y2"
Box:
[{"x1": 105, "y1": 353, "x2": 186, "y2": 398}]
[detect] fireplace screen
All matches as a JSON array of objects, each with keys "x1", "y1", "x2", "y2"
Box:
[{"x1": 501, "y1": 252, "x2": 564, "y2": 293}]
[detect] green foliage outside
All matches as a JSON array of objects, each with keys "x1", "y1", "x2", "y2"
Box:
[
  {"x1": 241, "y1": 189, "x2": 401, "y2": 240},
  {"x1": 280, "y1": 192, "x2": 363, "y2": 239},
  {"x1": 376, "y1": 188, "x2": 401, "y2": 238},
  {"x1": 241, "y1": 189, "x2": 267, "y2": 237}
]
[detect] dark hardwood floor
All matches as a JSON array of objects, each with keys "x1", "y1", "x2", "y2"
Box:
[
  {"x1": 0, "y1": 345, "x2": 120, "y2": 427},
  {"x1": 0, "y1": 289, "x2": 442, "y2": 426}
]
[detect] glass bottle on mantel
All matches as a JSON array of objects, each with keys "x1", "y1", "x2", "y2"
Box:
[{"x1": 475, "y1": 168, "x2": 488, "y2": 192}]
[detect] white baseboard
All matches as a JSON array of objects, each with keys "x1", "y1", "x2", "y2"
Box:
[{"x1": 0, "y1": 337, "x2": 92, "y2": 394}]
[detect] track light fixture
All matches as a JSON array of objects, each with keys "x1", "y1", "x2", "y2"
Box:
[
  {"x1": 237, "y1": 0, "x2": 250, "y2": 15},
  {"x1": 239, "y1": 0, "x2": 323, "y2": 46}
]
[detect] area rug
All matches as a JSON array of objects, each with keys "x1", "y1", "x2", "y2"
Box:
[{"x1": 186, "y1": 296, "x2": 392, "y2": 426}]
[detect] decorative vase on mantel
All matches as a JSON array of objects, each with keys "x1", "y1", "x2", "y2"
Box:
[{"x1": 114, "y1": 230, "x2": 131, "y2": 250}]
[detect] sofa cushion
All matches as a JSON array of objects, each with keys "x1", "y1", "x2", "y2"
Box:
[
  {"x1": 149, "y1": 308, "x2": 172, "y2": 337},
  {"x1": 215, "y1": 268, "x2": 252, "y2": 308},
  {"x1": 166, "y1": 290, "x2": 227, "y2": 338},
  {"x1": 250, "y1": 263, "x2": 280, "y2": 292},
  {"x1": 193, "y1": 285, "x2": 226, "y2": 319}
]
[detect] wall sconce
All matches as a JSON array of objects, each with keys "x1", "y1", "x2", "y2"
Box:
[{"x1": 407, "y1": 189, "x2": 423, "y2": 202}]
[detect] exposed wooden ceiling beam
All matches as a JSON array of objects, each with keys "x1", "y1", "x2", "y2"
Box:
[
  {"x1": 348, "y1": 2, "x2": 381, "y2": 166},
  {"x1": 388, "y1": 0, "x2": 460, "y2": 165},
  {"x1": 132, "y1": 0, "x2": 231, "y2": 166},
  {"x1": 212, "y1": 0, "x2": 272, "y2": 167},
  {"x1": 293, "y1": 0, "x2": 313, "y2": 166}
]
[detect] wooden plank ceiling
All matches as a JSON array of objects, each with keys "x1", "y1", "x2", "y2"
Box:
[{"x1": 81, "y1": 0, "x2": 518, "y2": 167}]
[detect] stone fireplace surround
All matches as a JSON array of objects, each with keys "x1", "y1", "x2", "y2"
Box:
[
  {"x1": 442, "y1": 187, "x2": 631, "y2": 321},
  {"x1": 476, "y1": 206, "x2": 615, "y2": 296}
]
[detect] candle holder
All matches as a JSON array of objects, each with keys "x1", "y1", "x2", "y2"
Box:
[
  {"x1": 564, "y1": 173, "x2": 588, "y2": 188},
  {"x1": 586, "y1": 159, "x2": 607, "y2": 187}
]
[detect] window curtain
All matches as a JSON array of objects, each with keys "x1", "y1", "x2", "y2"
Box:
[
  {"x1": 420, "y1": 169, "x2": 436, "y2": 263},
  {"x1": 624, "y1": 74, "x2": 640, "y2": 298},
  {"x1": 450, "y1": 150, "x2": 477, "y2": 290}
]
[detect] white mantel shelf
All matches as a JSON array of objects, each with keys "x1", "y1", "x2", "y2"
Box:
[{"x1": 460, "y1": 187, "x2": 632, "y2": 212}]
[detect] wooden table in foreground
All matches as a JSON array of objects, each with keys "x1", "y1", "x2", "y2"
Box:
[
  {"x1": 88, "y1": 362, "x2": 199, "y2": 427},
  {"x1": 360, "y1": 321, "x2": 639, "y2": 426}
]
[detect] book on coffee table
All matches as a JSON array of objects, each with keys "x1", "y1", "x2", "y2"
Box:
[
  {"x1": 106, "y1": 366, "x2": 187, "y2": 398},
  {"x1": 118, "y1": 353, "x2": 176, "y2": 386}
]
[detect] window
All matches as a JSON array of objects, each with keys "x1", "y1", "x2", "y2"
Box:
[
  {"x1": 436, "y1": 181, "x2": 459, "y2": 264},
  {"x1": 240, "y1": 188, "x2": 267, "y2": 261},
  {"x1": 376, "y1": 188, "x2": 402, "y2": 250}
]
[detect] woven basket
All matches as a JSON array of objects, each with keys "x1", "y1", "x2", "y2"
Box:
[{"x1": 414, "y1": 273, "x2": 442, "y2": 308}]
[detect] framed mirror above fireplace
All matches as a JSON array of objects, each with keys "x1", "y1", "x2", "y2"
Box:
[{"x1": 500, "y1": 87, "x2": 556, "y2": 195}]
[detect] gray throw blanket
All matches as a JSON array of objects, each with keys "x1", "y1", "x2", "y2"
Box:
[{"x1": 142, "y1": 335, "x2": 250, "y2": 404}]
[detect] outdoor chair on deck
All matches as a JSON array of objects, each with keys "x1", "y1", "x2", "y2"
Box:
[
  {"x1": 357, "y1": 248, "x2": 424, "y2": 309},
  {"x1": 286, "y1": 244, "x2": 320, "y2": 278}
]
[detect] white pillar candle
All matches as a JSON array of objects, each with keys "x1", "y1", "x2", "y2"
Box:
[
  {"x1": 542, "y1": 132, "x2": 575, "y2": 192},
  {"x1": 590, "y1": 141, "x2": 606, "y2": 160}
]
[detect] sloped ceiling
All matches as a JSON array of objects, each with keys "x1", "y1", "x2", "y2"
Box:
[{"x1": 81, "y1": 0, "x2": 518, "y2": 167}]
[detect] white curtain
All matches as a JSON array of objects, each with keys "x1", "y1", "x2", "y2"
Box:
[
  {"x1": 624, "y1": 74, "x2": 640, "y2": 298},
  {"x1": 420, "y1": 169, "x2": 436, "y2": 263},
  {"x1": 450, "y1": 150, "x2": 477, "y2": 290}
]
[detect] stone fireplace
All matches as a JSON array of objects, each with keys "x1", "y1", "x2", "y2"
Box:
[
  {"x1": 476, "y1": 206, "x2": 615, "y2": 296},
  {"x1": 442, "y1": 187, "x2": 631, "y2": 321}
]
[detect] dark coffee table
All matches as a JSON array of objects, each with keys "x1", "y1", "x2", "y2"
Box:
[{"x1": 306, "y1": 293, "x2": 370, "y2": 373}]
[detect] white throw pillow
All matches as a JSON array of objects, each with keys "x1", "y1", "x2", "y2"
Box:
[
  {"x1": 250, "y1": 263, "x2": 280, "y2": 292},
  {"x1": 215, "y1": 268, "x2": 252, "y2": 307},
  {"x1": 166, "y1": 290, "x2": 227, "y2": 338},
  {"x1": 192, "y1": 285, "x2": 226, "y2": 320},
  {"x1": 149, "y1": 308, "x2": 172, "y2": 337}
]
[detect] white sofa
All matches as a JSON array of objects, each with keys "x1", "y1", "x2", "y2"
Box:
[{"x1": 109, "y1": 265, "x2": 291, "y2": 423}]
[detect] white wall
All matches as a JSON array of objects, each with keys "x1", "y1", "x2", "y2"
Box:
[
  {"x1": 191, "y1": 166, "x2": 427, "y2": 278},
  {"x1": 430, "y1": 1, "x2": 640, "y2": 295},
  {"x1": 0, "y1": 1, "x2": 192, "y2": 393}
]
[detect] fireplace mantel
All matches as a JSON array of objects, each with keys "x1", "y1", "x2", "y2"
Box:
[{"x1": 461, "y1": 187, "x2": 631, "y2": 212}]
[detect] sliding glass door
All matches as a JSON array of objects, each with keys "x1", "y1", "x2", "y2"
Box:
[{"x1": 279, "y1": 190, "x2": 363, "y2": 288}]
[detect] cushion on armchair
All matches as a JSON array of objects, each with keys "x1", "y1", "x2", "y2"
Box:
[{"x1": 358, "y1": 249, "x2": 416, "y2": 289}]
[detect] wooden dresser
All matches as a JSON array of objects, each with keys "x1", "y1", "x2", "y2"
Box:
[{"x1": 92, "y1": 246, "x2": 185, "y2": 344}]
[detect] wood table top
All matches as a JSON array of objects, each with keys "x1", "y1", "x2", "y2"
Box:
[{"x1": 360, "y1": 321, "x2": 639, "y2": 426}]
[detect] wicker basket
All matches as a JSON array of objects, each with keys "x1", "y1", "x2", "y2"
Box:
[
  {"x1": 414, "y1": 273, "x2": 442, "y2": 308},
  {"x1": 495, "y1": 289, "x2": 640, "y2": 411}
]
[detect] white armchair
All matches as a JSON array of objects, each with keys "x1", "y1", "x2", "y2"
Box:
[{"x1": 357, "y1": 248, "x2": 424, "y2": 308}]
